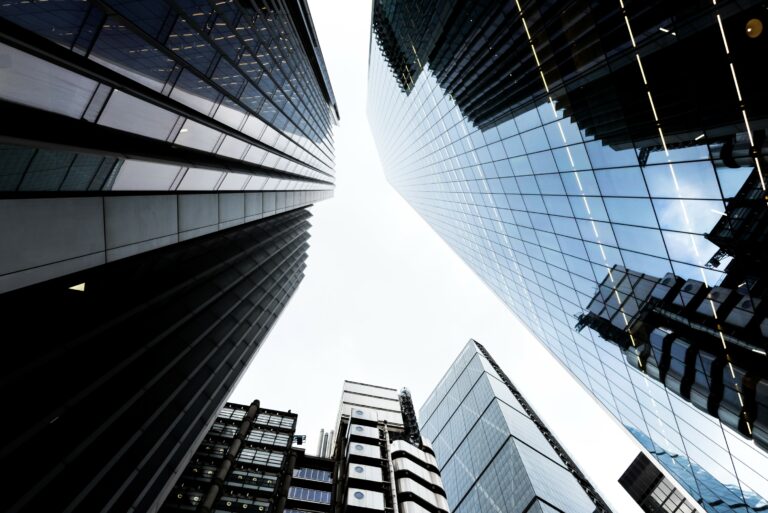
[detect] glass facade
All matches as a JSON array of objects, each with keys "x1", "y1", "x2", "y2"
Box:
[
  {"x1": 420, "y1": 340, "x2": 610, "y2": 513},
  {"x1": 0, "y1": 0, "x2": 338, "y2": 192},
  {"x1": 0, "y1": 0, "x2": 339, "y2": 293},
  {"x1": 368, "y1": 1, "x2": 768, "y2": 511}
]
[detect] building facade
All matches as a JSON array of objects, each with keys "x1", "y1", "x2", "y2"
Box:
[
  {"x1": 330, "y1": 380, "x2": 450, "y2": 513},
  {"x1": 419, "y1": 339, "x2": 611, "y2": 513},
  {"x1": 620, "y1": 452, "x2": 698, "y2": 513},
  {"x1": 162, "y1": 400, "x2": 334, "y2": 513},
  {"x1": 0, "y1": 0, "x2": 337, "y2": 292},
  {"x1": 368, "y1": 1, "x2": 768, "y2": 510},
  {"x1": 0, "y1": 1, "x2": 337, "y2": 512}
]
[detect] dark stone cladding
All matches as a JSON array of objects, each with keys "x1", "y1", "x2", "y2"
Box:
[{"x1": 0, "y1": 208, "x2": 312, "y2": 513}]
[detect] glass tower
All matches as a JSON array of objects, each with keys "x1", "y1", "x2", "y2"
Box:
[
  {"x1": 419, "y1": 339, "x2": 612, "y2": 513},
  {"x1": 0, "y1": 1, "x2": 337, "y2": 512},
  {"x1": 368, "y1": 1, "x2": 768, "y2": 510}
]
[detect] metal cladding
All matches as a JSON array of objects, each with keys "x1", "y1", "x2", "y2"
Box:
[
  {"x1": 331, "y1": 380, "x2": 450, "y2": 512},
  {"x1": 369, "y1": 0, "x2": 768, "y2": 509}
]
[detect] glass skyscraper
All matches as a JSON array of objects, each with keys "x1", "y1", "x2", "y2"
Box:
[
  {"x1": 0, "y1": 1, "x2": 337, "y2": 512},
  {"x1": 368, "y1": 1, "x2": 768, "y2": 511},
  {"x1": 420, "y1": 339, "x2": 612, "y2": 513}
]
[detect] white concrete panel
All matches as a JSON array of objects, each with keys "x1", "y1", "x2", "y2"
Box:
[
  {"x1": 112, "y1": 160, "x2": 181, "y2": 191},
  {"x1": 217, "y1": 136, "x2": 249, "y2": 160},
  {"x1": 0, "y1": 42, "x2": 97, "y2": 119},
  {"x1": 99, "y1": 90, "x2": 179, "y2": 140},
  {"x1": 219, "y1": 172, "x2": 250, "y2": 191},
  {"x1": 177, "y1": 168, "x2": 224, "y2": 191}
]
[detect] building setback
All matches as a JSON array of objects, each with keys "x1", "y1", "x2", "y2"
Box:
[
  {"x1": 0, "y1": 1, "x2": 337, "y2": 512},
  {"x1": 368, "y1": 1, "x2": 768, "y2": 510},
  {"x1": 419, "y1": 339, "x2": 611, "y2": 513}
]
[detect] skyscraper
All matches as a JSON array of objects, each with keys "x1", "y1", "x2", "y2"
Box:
[
  {"x1": 329, "y1": 380, "x2": 450, "y2": 512},
  {"x1": 368, "y1": 1, "x2": 768, "y2": 510},
  {"x1": 162, "y1": 400, "x2": 335, "y2": 513},
  {"x1": 419, "y1": 339, "x2": 612, "y2": 513},
  {"x1": 0, "y1": 1, "x2": 337, "y2": 512}
]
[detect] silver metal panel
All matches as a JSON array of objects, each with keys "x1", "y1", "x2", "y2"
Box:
[
  {"x1": 396, "y1": 477, "x2": 449, "y2": 512},
  {"x1": 349, "y1": 423, "x2": 379, "y2": 440},
  {"x1": 348, "y1": 463, "x2": 383, "y2": 482},
  {"x1": 389, "y1": 440, "x2": 438, "y2": 468},
  {"x1": 349, "y1": 442, "x2": 381, "y2": 460},
  {"x1": 346, "y1": 488, "x2": 385, "y2": 511},
  {"x1": 392, "y1": 457, "x2": 444, "y2": 488}
]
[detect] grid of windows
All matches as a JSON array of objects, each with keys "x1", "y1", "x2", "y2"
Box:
[
  {"x1": 246, "y1": 429, "x2": 291, "y2": 447},
  {"x1": 227, "y1": 468, "x2": 279, "y2": 493},
  {"x1": 288, "y1": 486, "x2": 331, "y2": 504},
  {"x1": 236, "y1": 448, "x2": 284, "y2": 468},
  {"x1": 370, "y1": 3, "x2": 768, "y2": 511},
  {"x1": 292, "y1": 467, "x2": 333, "y2": 483}
]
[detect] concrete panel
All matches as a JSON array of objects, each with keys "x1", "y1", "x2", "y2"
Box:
[
  {"x1": 245, "y1": 192, "x2": 264, "y2": 217},
  {"x1": 104, "y1": 195, "x2": 178, "y2": 250},
  {"x1": 219, "y1": 193, "x2": 244, "y2": 222},
  {"x1": 0, "y1": 252, "x2": 105, "y2": 294},
  {"x1": 263, "y1": 191, "x2": 277, "y2": 214},
  {"x1": 178, "y1": 194, "x2": 218, "y2": 233},
  {"x1": 0, "y1": 197, "x2": 105, "y2": 275}
]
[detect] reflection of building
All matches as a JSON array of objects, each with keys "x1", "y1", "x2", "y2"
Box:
[
  {"x1": 371, "y1": 0, "x2": 767, "y2": 137},
  {"x1": 161, "y1": 400, "x2": 334, "y2": 513},
  {"x1": 369, "y1": 0, "x2": 768, "y2": 510},
  {"x1": 329, "y1": 381, "x2": 450, "y2": 513},
  {"x1": 420, "y1": 340, "x2": 612, "y2": 513},
  {"x1": 576, "y1": 165, "x2": 768, "y2": 450},
  {"x1": 0, "y1": 1, "x2": 337, "y2": 513},
  {"x1": 577, "y1": 262, "x2": 768, "y2": 450},
  {"x1": 620, "y1": 452, "x2": 697, "y2": 513}
]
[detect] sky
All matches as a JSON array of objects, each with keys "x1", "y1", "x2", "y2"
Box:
[{"x1": 229, "y1": 1, "x2": 646, "y2": 511}]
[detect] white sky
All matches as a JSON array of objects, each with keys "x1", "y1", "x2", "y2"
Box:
[{"x1": 229, "y1": 1, "x2": 644, "y2": 511}]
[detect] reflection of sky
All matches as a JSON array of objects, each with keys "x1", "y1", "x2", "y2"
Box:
[
  {"x1": 629, "y1": 426, "x2": 767, "y2": 512},
  {"x1": 369, "y1": 39, "x2": 766, "y2": 511}
]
